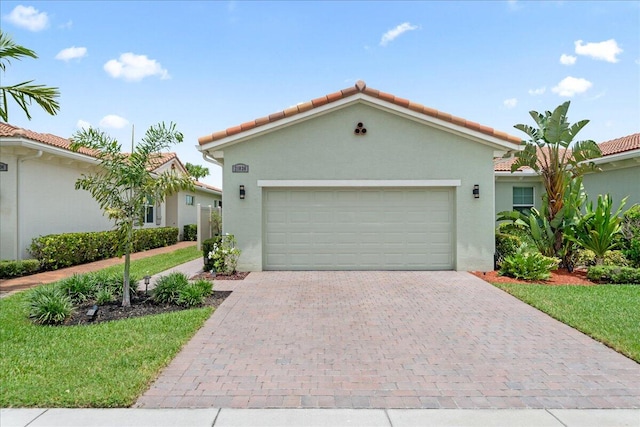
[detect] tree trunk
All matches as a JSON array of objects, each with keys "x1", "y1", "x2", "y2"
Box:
[{"x1": 122, "y1": 222, "x2": 134, "y2": 307}]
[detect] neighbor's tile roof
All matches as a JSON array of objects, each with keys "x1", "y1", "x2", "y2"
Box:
[
  {"x1": 198, "y1": 80, "x2": 522, "y2": 146},
  {"x1": 0, "y1": 122, "x2": 97, "y2": 157},
  {"x1": 494, "y1": 132, "x2": 640, "y2": 172},
  {"x1": 598, "y1": 132, "x2": 640, "y2": 156},
  {"x1": 195, "y1": 181, "x2": 222, "y2": 193},
  {"x1": 0, "y1": 123, "x2": 187, "y2": 173}
]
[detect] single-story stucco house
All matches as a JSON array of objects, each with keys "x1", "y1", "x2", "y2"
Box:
[
  {"x1": 495, "y1": 132, "x2": 640, "y2": 215},
  {"x1": 197, "y1": 80, "x2": 522, "y2": 272},
  {"x1": 0, "y1": 123, "x2": 222, "y2": 260}
]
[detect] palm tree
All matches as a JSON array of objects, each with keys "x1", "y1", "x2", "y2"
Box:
[
  {"x1": 70, "y1": 122, "x2": 194, "y2": 307},
  {"x1": 0, "y1": 30, "x2": 60, "y2": 121},
  {"x1": 509, "y1": 101, "x2": 601, "y2": 255}
]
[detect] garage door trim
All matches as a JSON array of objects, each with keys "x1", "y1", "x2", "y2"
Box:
[{"x1": 258, "y1": 179, "x2": 461, "y2": 187}]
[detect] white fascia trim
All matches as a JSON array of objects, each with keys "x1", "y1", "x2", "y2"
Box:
[
  {"x1": 495, "y1": 171, "x2": 539, "y2": 177},
  {"x1": 257, "y1": 179, "x2": 462, "y2": 188},
  {"x1": 590, "y1": 149, "x2": 640, "y2": 165},
  {"x1": 1, "y1": 137, "x2": 100, "y2": 165}
]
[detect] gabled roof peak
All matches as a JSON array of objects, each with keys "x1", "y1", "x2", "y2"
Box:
[{"x1": 197, "y1": 81, "x2": 522, "y2": 146}]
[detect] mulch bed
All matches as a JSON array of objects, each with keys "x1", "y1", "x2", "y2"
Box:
[
  {"x1": 190, "y1": 271, "x2": 250, "y2": 281},
  {"x1": 64, "y1": 291, "x2": 231, "y2": 326},
  {"x1": 472, "y1": 268, "x2": 595, "y2": 286}
]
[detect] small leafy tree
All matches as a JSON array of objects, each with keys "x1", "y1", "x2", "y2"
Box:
[
  {"x1": 185, "y1": 162, "x2": 210, "y2": 180},
  {"x1": 509, "y1": 101, "x2": 601, "y2": 256},
  {"x1": 567, "y1": 195, "x2": 627, "y2": 265},
  {"x1": 0, "y1": 30, "x2": 60, "y2": 121},
  {"x1": 70, "y1": 122, "x2": 194, "y2": 306}
]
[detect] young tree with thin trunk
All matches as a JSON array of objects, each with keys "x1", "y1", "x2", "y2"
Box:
[
  {"x1": 0, "y1": 30, "x2": 60, "y2": 121},
  {"x1": 70, "y1": 122, "x2": 194, "y2": 307}
]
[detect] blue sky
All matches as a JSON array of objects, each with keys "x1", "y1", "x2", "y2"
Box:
[{"x1": 2, "y1": 1, "x2": 639, "y2": 188}]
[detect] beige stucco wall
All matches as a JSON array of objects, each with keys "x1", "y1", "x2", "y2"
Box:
[
  {"x1": 218, "y1": 102, "x2": 500, "y2": 271},
  {"x1": 582, "y1": 163, "x2": 640, "y2": 208},
  {"x1": 175, "y1": 189, "x2": 221, "y2": 238},
  {"x1": 0, "y1": 149, "x2": 113, "y2": 260}
]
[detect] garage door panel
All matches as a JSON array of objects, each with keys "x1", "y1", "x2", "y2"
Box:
[{"x1": 264, "y1": 188, "x2": 454, "y2": 270}]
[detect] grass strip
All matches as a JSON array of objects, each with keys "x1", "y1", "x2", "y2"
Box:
[
  {"x1": 0, "y1": 246, "x2": 211, "y2": 407},
  {"x1": 493, "y1": 283, "x2": 640, "y2": 363}
]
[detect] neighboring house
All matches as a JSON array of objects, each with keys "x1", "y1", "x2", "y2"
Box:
[
  {"x1": 494, "y1": 132, "x2": 640, "y2": 215},
  {"x1": 0, "y1": 123, "x2": 222, "y2": 260},
  {"x1": 197, "y1": 80, "x2": 521, "y2": 272}
]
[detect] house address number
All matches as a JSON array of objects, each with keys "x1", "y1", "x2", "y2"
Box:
[{"x1": 232, "y1": 163, "x2": 249, "y2": 173}]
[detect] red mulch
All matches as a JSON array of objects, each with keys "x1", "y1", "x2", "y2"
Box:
[{"x1": 471, "y1": 268, "x2": 595, "y2": 286}]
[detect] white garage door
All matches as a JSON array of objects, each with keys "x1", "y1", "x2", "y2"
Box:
[{"x1": 263, "y1": 188, "x2": 454, "y2": 270}]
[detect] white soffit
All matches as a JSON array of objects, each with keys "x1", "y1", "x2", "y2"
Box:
[{"x1": 257, "y1": 180, "x2": 462, "y2": 187}]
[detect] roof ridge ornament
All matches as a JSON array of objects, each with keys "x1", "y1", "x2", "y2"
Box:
[{"x1": 355, "y1": 80, "x2": 366, "y2": 92}]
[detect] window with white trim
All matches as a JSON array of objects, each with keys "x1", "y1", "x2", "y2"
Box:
[
  {"x1": 144, "y1": 197, "x2": 154, "y2": 223},
  {"x1": 513, "y1": 187, "x2": 534, "y2": 214}
]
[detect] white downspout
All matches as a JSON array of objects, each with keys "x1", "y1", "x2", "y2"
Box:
[{"x1": 16, "y1": 150, "x2": 43, "y2": 260}]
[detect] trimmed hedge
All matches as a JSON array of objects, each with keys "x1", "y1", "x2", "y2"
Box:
[
  {"x1": 29, "y1": 227, "x2": 178, "y2": 271},
  {"x1": 0, "y1": 259, "x2": 41, "y2": 279},
  {"x1": 183, "y1": 224, "x2": 197, "y2": 241},
  {"x1": 587, "y1": 265, "x2": 640, "y2": 284}
]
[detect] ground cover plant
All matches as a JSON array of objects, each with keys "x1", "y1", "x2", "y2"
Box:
[
  {"x1": 0, "y1": 246, "x2": 227, "y2": 407},
  {"x1": 493, "y1": 283, "x2": 640, "y2": 363}
]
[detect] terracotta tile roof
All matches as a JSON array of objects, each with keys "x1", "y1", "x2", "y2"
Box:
[
  {"x1": 494, "y1": 132, "x2": 640, "y2": 172},
  {"x1": 145, "y1": 152, "x2": 179, "y2": 171},
  {"x1": 598, "y1": 132, "x2": 640, "y2": 156},
  {"x1": 194, "y1": 181, "x2": 222, "y2": 193},
  {"x1": 198, "y1": 80, "x2": 522, "y2": 146},
  {"x1": 0, "y1": 122, "x2": 97, "y2": 157}
]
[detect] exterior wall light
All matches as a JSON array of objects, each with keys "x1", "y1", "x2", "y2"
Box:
[
  {"x1": 473, "y1": 184, "x2": 480, "y2": 199},
  {"x1": 239, "y1": 185, "x2": 246, "y2": 199}
]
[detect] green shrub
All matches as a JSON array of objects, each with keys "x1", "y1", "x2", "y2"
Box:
[
  {"x1": 576, "y1": 249, "x2": 629, "y2": 267},
  {"x1": 177, "y1": 284, "x2": 206, "y2": 308},
  {"x1": 624, "y1": 239, "x2": 640, "y2": 268},
  {"x1": 621, "y1": 204, "x2": 640, "y2": 267},
  {"x1": 587, "y1": 265, "x2": 640, "y2": 284},
  {"x1": 496, "y1": 222, "x2": 535, "y2": 247},
  {"x1": 29, "y1": 227, "x2": 178, "y2": 271},
  {"x1": 202, "y1": 236, "x2": 222, "y2": 272},
  {"x1": 86, "y1": 271, "x2": 139, "y2": 300},
  {"x1": 95, "y1": 287, "x2": 115, "y2": 304},
  {"x1": 152, "y1": 272, "x2": 188, "y2": 304},
  {"x1": 183, "y1": 224, "x2": 197, "y2": 241},
  {"x1": 0, "y1": 259, "x2": 40, "y2": 279},
  {"x1": 27, "y1": 285, "x2": 73, "y2": 325},
  {"x1": 499, "y1": 246, "x2": 559, "y2": 281},
  {"x1": 192, "y1": 279, "x2": 213, "y2": 297},
  {"x1": 206, "y1": 234, "x2": 241, "y2": 274},
  {"x1": 58, "y1": 274, "x2": 96, "y2": 303},
  {"x1": 495, "y1": 233, "x2": 522, "y2": 266}
]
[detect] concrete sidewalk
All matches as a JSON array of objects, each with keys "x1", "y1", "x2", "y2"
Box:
[{"x1": 2, "y1": 408, "x2": 639, "y2": 426}]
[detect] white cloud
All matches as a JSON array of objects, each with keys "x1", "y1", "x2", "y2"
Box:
[
  {"x1": 76, "y1": 120, "x2": 91, "y2": 130},
  {"x1": 552, "y1": 76, "x2": 593, "y2": 97},
  {"x1": 503, "y1": 98, "x2": 518, "y2": 109},
  {"x1": 99, "y1": 115, "x2": 129, "y2": 129},
  {"x1": 574, "y1": 39, "x2": 623, "y2": 63},
  {"x1": 528, "y1": 86, "x2": 546, "y2": 96},
  {"x1": 103, "y1": 53, "x2": 170, "y2": 82},
  {"x1": 559, "y1": 54, "x2": 577, "y2": 65},
  {"x1": 380, "y1": 22, "x2": 419, "y2": 46},
  {"x1": 59, "y1": 20, "x2": 73, "y2": 29},
  {"x1": 55, "y1": 47, "x2": 87, "y2": 61},
  {"x1": 5, "y1": 5, "x2": 49, "y2": 31}
]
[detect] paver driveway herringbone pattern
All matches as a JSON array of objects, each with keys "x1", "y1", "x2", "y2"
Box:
[{"x1": 135, "y1": 271, "x2": 640, "y2": 409}]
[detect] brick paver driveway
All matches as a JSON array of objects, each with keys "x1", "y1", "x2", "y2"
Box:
[{"x1": 136, "y1": 271, "x2": 640, "y2": 409}]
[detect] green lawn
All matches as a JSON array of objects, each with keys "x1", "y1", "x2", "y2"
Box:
[
  {"x1": 0, "y1": 246, "x2": 212, "y2": 408},
  {"x1": 494, "y1": 283, "x2": 640, "y2": 363},
  {"x1": 101, "y1": 245, "x2": 203, "y2": 277}
]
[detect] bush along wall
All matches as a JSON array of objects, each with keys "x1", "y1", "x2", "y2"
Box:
[
  {"x1": 183, "y1": 224, "x2": 197, "y2": 241},
  {"x1": 29, "y1": 227, "x2": 179, "y2": 271},
  {"x1": 0, "y1": 259, "x2": 41, "y2": 279}
]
